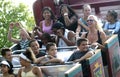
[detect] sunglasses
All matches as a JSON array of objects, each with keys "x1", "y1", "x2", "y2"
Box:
[{"x1": 87, "y1": 19, "x2": 94, "y2": 22}]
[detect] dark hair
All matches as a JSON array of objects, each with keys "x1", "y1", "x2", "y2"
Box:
[
  {"x1": 29, "y1": 39, "x2": 37, "y2": 47},
  {"x1": 41, "y1": 33, "x2": 52, "y2": 42},
  {"x1": 46, "y1": 42, "x2": 56, "y2": 50},
  {"x1": 59, "y1": 4, "x2": 78, "y2": 17},
  {"x1": 6, "y1": 60, "x2": 14, "y2": 74},
  {"x1": 77, "y1": 38, "x2": 88, "y2": 46},
  {"x1": 108, "y1": 10, "x2": 118, "y2": 21},
  {"x1": 52, "y1": 22, "x2": 65, "y2": 30},
  {"x1": 23, "y1": 47, "x2": 36, "y2": 62},
  {"x1": 42, "y1": 7, "x2": 55, "y2": 20},
  {"x1": 1, "y1": 48, "x2": 11, "y2": 56}
]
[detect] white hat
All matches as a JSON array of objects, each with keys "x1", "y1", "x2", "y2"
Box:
[
  {"x1": 19, "y1": 53, "x2": 31, "y2": 62},
  {"x1": 0, "y1": 60, "x2": 10, "y2": 68}
]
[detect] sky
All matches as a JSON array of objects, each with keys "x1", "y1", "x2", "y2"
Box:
[{"x1": 11, "y1": 0, "x2": 36, "y2": 12}]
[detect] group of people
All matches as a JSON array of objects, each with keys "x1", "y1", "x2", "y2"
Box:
[
  {"x1": 7, "y1": 4, "x2": 120, "y2": 50},
  {"x1": 0, "y1": 3, "x2": 120, "y2": 77},
  {"x1": 0, "y1": 38, "x2": 93, "y2": 77}
]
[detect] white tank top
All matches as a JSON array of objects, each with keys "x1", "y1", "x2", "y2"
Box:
[{"x1": 58, "y1": 29, "x2": 69, "y2": 47}]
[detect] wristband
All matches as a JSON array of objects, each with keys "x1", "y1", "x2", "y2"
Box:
[
  {"x1": 9, "y1": 28, "x2": 12, "y2": 31},
  {"x1": 45, "y1": 55, "x2": 48, "y2": 58},
  {"x1": 64, "y1": 13, "x2": 68, "y2": 16}
]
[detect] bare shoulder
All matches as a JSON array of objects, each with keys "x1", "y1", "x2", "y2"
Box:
[
  {"x1": 32, "y1": 66, "x2": 43, "y2": 76},
  {"x1": 32, "y1": 66, "x2": 41, "y2": 73},
  {"x1": 99, "y1": 31, "x2": 106, "y2": 37},
  {"x1": 39, "y1": 21, "x2": 43, "y2": 27}
]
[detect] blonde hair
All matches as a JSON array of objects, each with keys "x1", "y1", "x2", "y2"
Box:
[
  {"x1": 88, "y1": 15, "x2": 103, "y2": 32},
  {"x1": 83, "y1": 4, "x2": 91, "y2": 10}
]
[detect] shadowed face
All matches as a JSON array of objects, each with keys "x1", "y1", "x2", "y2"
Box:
[
  {"x1": 61, "y1": 6, "x2": 69, "y2": 16},
  {"x1": 19, "y1": 57, "x2": 29, "y2": 66},
  {"x1": 106, "y1": 12, "x2": 113, "y2": 22}
]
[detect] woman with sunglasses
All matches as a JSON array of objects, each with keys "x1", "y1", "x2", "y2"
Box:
[{"x1": 81, "y1": 15, "x2": 107, "y2": 49}]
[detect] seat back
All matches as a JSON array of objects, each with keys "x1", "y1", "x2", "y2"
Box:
[
  {"x1": 104, "y1": 34, "x2": 120, "y2": 77},
  {"x1": 64, "y1": 64, "x2": 83, "y2": 77},
  {"x1": 86, "y1": 49, "x2": 105, "y2": 77}
]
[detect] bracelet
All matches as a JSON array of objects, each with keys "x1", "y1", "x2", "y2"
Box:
[
  {"x1": 45, "y1": 55, "x2": 48, "y2": 58},
  {"x1": 64, "y1": 13, "x2": 68, "y2": 16},
  {"x1": 9, "y1": 28, "x2": 12, "y2": 31}
]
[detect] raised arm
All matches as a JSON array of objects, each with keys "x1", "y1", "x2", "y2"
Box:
[
  {"x1": 33, "y1": 66, "x2": 43, "y2": 77},
  {"x1": 16, "y1": 22, "x2": 31, "y2": 40},
  {"x1": 8, "y1": 22, "x2": 20, "y2": 43},
  {"x1": 76, "y1": 24, "x2": 81, "y2": 37},
  {"x1": 78, "y1": 19, "x2": 89, "y2": 31},
  {"x1": 57, "y1": 30, "x2": 76, "y2": 46},
  {"x1": 64, "y1": 14, "x2": 77, "y2": 27}
]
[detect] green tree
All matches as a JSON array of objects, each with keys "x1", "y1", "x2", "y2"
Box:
[{"x1": 0, "y1": 0, "x2": 35, "y2": 49}]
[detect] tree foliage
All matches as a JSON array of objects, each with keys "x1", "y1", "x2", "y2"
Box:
[{"x1": 0, "y1": 0, "x2": 35, "y2": 49}]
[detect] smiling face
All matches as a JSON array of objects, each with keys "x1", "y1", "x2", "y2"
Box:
[
  {"x1": 4, "y1": 51, "x2": 12, "y2": 61},
  {"x1": 87, "y1": 16, "x2": 96, "y2": 28},
  {"x1": 83, "y1": 5, "x2": 91, "y2": 17},
  {"x1": 78, "y1": 41, "x2": 88, "y2": 52},
  {"x1": 29, "y1": 41, "x2": 40, "y2": 55},
  {"x1": 47, "y1": 45, "x2": 57, "y2": 57},
  {"x1": 20, "y1": 29, "x2": 28, "y2": 40},
  {"x1": 0, "y1": 64, "x2": 9, "y2": 74},
  {"x1": 43, "y1": 10, "x2": 51, "y2": 20}
]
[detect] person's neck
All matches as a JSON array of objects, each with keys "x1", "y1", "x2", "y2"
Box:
[
  {"x1": 45, "y1": 19, "x2": 51, "y2": 22},
  {"x1": 25, "y1": 64, "x2": 32, "y2": 68},
  {"x1": 24, "y1": 64, "x2": 33, "y2": 73},
  {"x1": 5, "y1": 57, "x2": 12, "y2": 62},
  {"x1": 45, "y1": 19, "x2": 52, "y2": 26},
  {"x1": 110, "y1": 20, "x2": 116, "y2": 24},
  {"x1": 84, "y1": 15, "x2": 88, "y2": 21}
]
